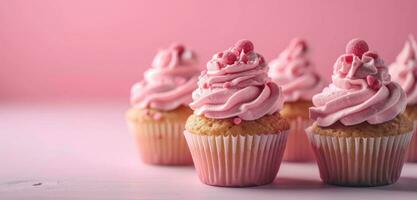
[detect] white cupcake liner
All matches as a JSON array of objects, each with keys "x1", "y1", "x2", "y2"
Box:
[
  {"x1": 283, "y1": 117, "x2": 314, "y2": 162},
  {"x1": 406, "y1": 121, "x2": 417, "y2": 162},
  {"x1": 128, "y1": 120, "x2": 193, "y2": 165},
  {"x1": 184, "y1": 130, "x2": 288, "y2": 187},
  {"x1": 306, "y1": 127, "x2": 413, "y2": 186}
]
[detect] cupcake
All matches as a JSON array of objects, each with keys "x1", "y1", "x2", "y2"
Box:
[
  {"x1": 307, "y1": 39, "x2": 414, "y2": 186},
  {"x1": 269, "y1": 38, "x2": 325, "y2": 162},
  {"x1": 126, "y1": 43, "x2": 200, "y2": 165},
  {"x1": 184, "y1": 40, "x2": 290, "y2": 187},
  {"x1": 390, "y1": 35, "x2": 417, "y2": 162}
]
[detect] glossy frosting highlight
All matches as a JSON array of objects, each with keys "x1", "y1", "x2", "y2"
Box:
[
  {"x1": 130, "y1": 43, "x2": 200, "y2": 111},
  {"x1": 310, "y1": 39, "x2": 407, "y2": 127},
  {"x1": 269, "y1": 38, "x2": 325, "y2": 102},
  {"x1": 190, "y1": 40, "x2": 284, "y2": 120},
  {"x1": 390, "y1": 35, "x2": 417, "y2": 105}
]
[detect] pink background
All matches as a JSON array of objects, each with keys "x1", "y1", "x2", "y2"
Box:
[
  {"x1": 1, "y1": 0, "x2": 417, "y2": 101},
  {"x1": 2, "y1": 2, "x2": 417, "y2": 198}
]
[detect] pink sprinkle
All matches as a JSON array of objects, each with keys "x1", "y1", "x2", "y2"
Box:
[
  {"x1": 223, "y1": 82, "x2": 231, "y2": 88},
  {"x1": 258, "y1": 55, "x2": 265, "y2": 64},
  {"x1": 153, "y1": 112, "x2": 163, "y2": 120},
  {"x1": 233, "y1": 117, "x2": 242, "y2": 125},
  {"x1": 346, "y1": 39, "x2": 369, "y2": 58},
  {"x1": 144, "y1": 110, "x2": 151, "y2": 116},
  {"x1": 171, "y1": 43, "x2": 185, "y2": 56},
  {"x1": 364, "y1": 52, "x2": 378, "y2": 59},
  {"x1": 217, "y1": 61, "x2": 225, "y2": 69},
  {"x1": 235, "y1": 40, "x2": 254, "y2": 53},
  {"x1": 231, "y1": 48, "x2": 241, "y2": 56},
  {"x1": 241, "y1": 54, "x2": 249, "y2": 64},
  {"x1": 216, "y1": 52, "x2": 224, "y2": 58},
  {"x1": 344, "y1": 55, "x2": 354, "y2": 63},
  {"x1": 222, "y1": 51, "x2": 237, "y2": 65},
  {"x1": 366, "y1": 75, "x2": 381, "y2": 90},
  {"x1": 291, "y1": 38, "x2": 307, "y2": 51},
  {"x1": 293, "y1": 67, "x2": 303, "y2": 76}
]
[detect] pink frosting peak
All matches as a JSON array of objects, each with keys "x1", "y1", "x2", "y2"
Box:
[
  {"x1": 130, "y1": 43, "x2": 200, "y2": 111},
  {"x1": 269, "y1": 38, "x2": 325, "y2": 102},
  {"x1": 389, "y1": 35, "x2": 417, "y2": 105},
  {"x1": 310, "y1": 39, "x2": 407, "y2": 127},
  {"x1": 190, "y1": 40, "x2": 284, "y2": 120}
]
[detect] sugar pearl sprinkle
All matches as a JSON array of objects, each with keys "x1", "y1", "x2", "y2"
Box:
[
  {"x1": 233, "y1": 117, "x2": 242, "y2": 125},
  {"x1": 215, "y1": 40, "x2": 256, "y2": 67},
  {"x1": 144, "y1": 109, "x2": 163, "y2": 120},
  {"x1": 345, "y1": 38, "x2": 369, "y2": 58},
  {"x1": 170, "y1": 43, "x2": 185, "y2": 56},
  {"x1": 152, "y1": 112, "x2": 163, "y2": 120},
  {"x1": 366, "y1": 75, "x2": 382, "y2": 90}
]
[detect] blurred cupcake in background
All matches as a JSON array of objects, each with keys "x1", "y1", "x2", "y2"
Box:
[
  {"x1": 185, "y1": 40, "x2": 290, "y2": 187},
  {"x1": 126, "y1": 43, "x2": 200, "y2": 165},
  {"x1": 390, "y1": 34, "x2": 417, "y2": 162},
  {"x1": 307, "y1": 39, "x2": 414, "y2": 186},
  {"x1": 269, "y1": 38, "x2": 325, "y2": 162}
]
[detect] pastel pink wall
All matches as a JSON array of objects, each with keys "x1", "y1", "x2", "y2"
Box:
[{"x1": 1, "y1": 0, "x2": 417, "y2": 101}]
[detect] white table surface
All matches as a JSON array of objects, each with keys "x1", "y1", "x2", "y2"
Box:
[{"x1": 1, "y1": 101, "x2": 417, "y2": 200}]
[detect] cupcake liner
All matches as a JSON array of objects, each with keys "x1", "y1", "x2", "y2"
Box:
[
  {"x1": 184, "y1": 130, "x2": 288, "y2": 187},
  {"x1": 283, "y1": 117, "x2": 314, "y2": 162},
  {"x1": 306, "y1": 127, "x2": 413, "y2": 186},
  {"x1": 128, "y1": 120, "x2": 193, "y2": 165},
  {"x1": 406, "y1": 121, "x2": 417, "y2": 162}
]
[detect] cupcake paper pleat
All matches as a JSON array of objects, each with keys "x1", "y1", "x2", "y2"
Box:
[
  {"x1": 128, "y1": 121, "x2": 193, "y2": 165},
  {"x1": 184, "y1": 131, "x2": 288, "y2": 187},
  {"x1": 306, "y1": 128, "x2": 413, "y2": 186},
  {"x1": 283, "y1": 118, "x2": 314, "y2": 162},
  {"x1": 406, "y1": 121, "x2": 417, "y2": 162}
]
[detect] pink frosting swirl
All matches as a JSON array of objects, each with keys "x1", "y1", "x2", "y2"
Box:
[
  {"x1": 310, "y1": 39, "x2": 407, "y2": 127},
  {"x1": 269, "y1": 38, "x2": 325, "y2": 102},
  {"x1": 130, "y1": 43, "x2": 200, "y2": 111},
  {"x1": 190, "y1": 40, "x2": 284, "y2": 120},
  {"x1": 389, "y1": 35, "x2": 417, "y2": 105}
]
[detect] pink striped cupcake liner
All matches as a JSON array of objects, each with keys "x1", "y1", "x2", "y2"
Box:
[
  {"x1": 184, "y1": 130, "x2": 288, "y2": 187},
  {"x1": 406, "y1": 121, "x2": 417, "y2": 162},
  {"x1": 306, "y1": 127, "x2": 413, "y2": 186},
  {"x1": 128, "y1": 121, "x2": 193, "y2": 165},
  {"x1": 283, "y1": 118, "x2": 314, "y2": 162}
]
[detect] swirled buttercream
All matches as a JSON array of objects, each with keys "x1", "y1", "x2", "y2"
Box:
[
  {"x1": 390, "y1": 35, "x2": 417, "y2": 105},
  {"x1": 190, "y1": 40, "x2": 284, "y2": 120},
  {"x1": 269, "y1": 38, "x2": 325, "y2": 102},
  {"x1": 310, "y1": 39, "x2": 407, "y2": 127},
  {"x1": 130, "y1": 43, "x2": 200, "y2": 111}
]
